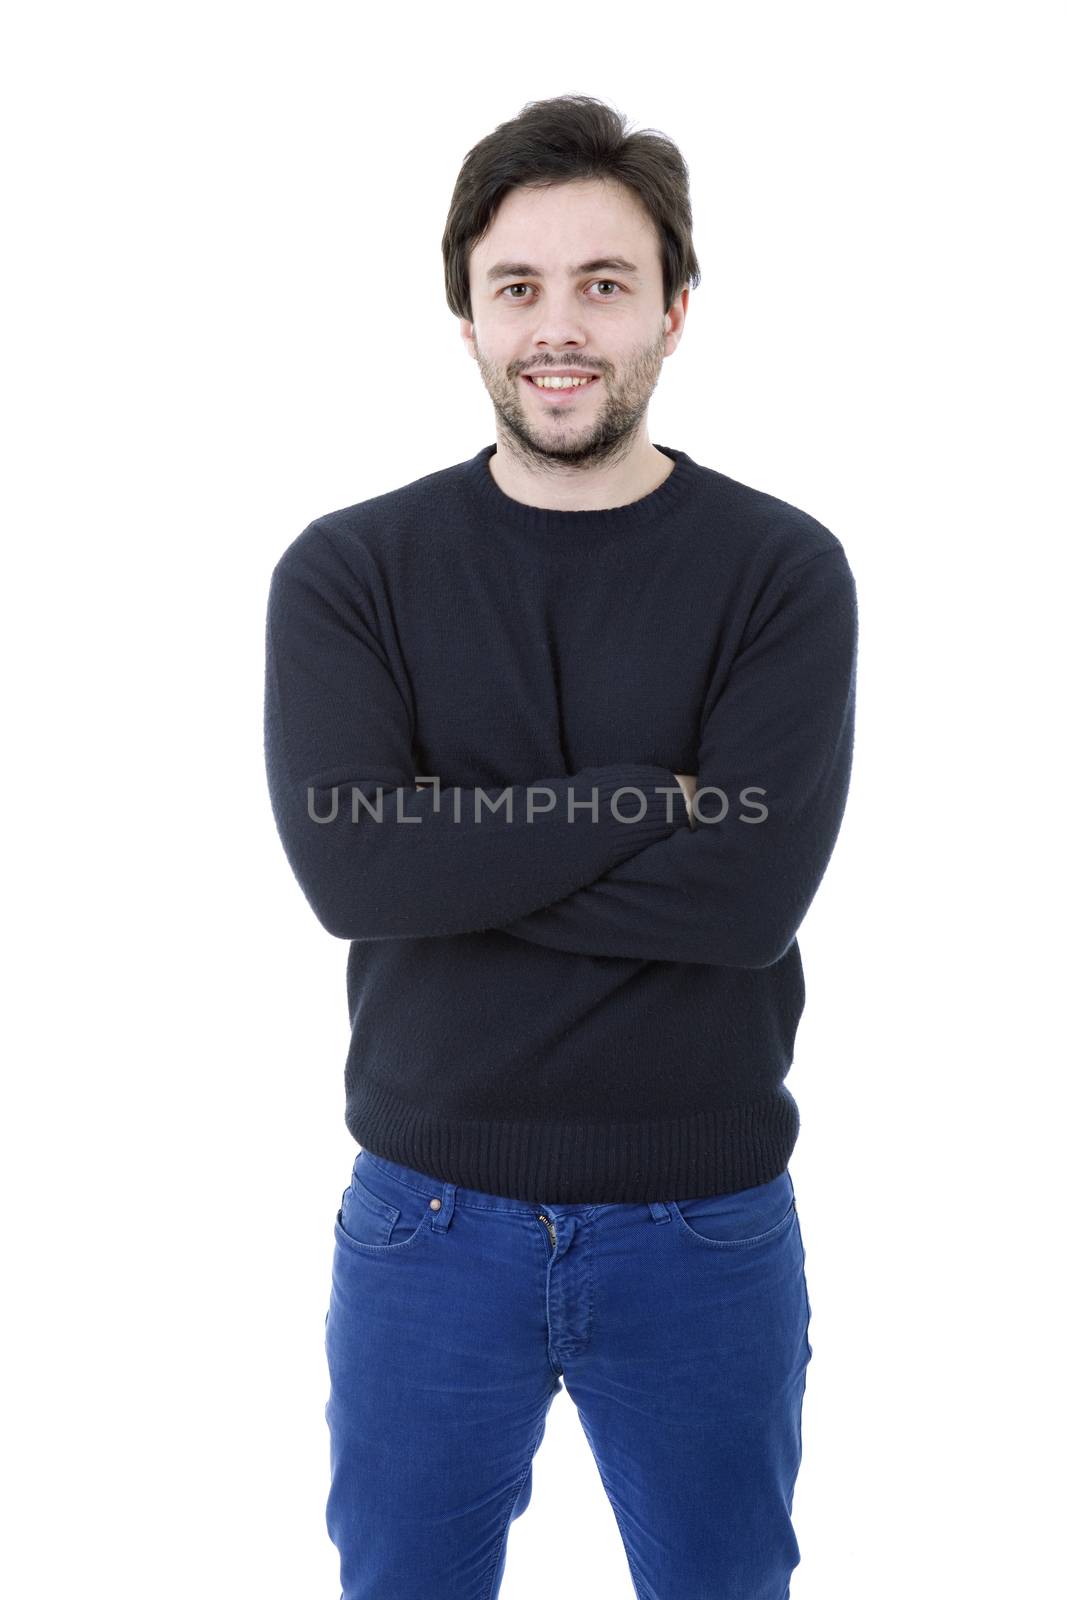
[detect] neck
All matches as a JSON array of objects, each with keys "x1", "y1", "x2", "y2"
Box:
[
  {"x1": 463, "y1": 442, "x2": 698, "y2": 538},
  {"x1": 488, "y1": 433, "x2": 676, "y2": 514}
]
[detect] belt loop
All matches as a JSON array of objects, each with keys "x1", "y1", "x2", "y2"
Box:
[
  {"x1": 647, "y1": 1200, "x2": 672, "y2": 1224},
  {"x1": 429, "y1": 1181, "x2": 456, "y2": 1231}
]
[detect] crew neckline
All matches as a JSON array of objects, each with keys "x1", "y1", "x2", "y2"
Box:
[{"x1": 460, "y1": 442, "x2": 701, "y2": 535}]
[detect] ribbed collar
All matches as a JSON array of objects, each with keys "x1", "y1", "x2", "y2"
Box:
[{"x1": 459, "y1": 442, "x2": 701, "y2": 536}]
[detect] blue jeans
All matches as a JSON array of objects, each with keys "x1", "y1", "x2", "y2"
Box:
[{"x1": 325, "y1": 1148, "x2": 813, "y2": 1600}]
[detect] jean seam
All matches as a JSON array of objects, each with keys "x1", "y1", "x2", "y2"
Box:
[
  {"x1": 595, "y1": 1479, "x2": 652, "y2": 1600},
  {"x1": 477, "y1": 1381, "x2": 557, "y2": 1600},
  {"x1": 479, "y1": 1462, "x2": 535, "y2": 1600},
  {"x1": 575, "y1": 1414, "x2": 652, "y2": 1600}
]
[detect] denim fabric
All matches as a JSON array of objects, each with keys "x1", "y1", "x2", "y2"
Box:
[{"x1": 325, "y1": 1148, "x2": 813, "y2": 1599}]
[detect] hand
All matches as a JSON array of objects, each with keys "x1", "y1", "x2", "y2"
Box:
[{"x1": 673, "y1": 772, "x2": 698, "y2": 828}]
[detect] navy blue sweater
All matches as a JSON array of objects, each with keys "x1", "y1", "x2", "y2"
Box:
[{"x1": 263, "y1": 443, "x2": 858, "y2": 1202}]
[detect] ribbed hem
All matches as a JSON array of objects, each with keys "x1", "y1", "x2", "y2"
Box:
[
  {"x1": 459, "y1": 443, "x2": 702, "y2": 537},
  {"x1": 345, "y1": 1073, "x2": 800, "y2": 1204}
]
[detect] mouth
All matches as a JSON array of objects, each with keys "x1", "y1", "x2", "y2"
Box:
[{"x1": 522, "y1": 374, "x2": 600, "y2": 405}]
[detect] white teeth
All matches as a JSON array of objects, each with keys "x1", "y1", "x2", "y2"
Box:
[{"x1": 531, "y1": 375, "x2": 594, "y2": 389}]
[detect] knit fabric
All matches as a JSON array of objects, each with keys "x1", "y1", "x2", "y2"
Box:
[{"x1": 264, "y1": 442, "x2": 858, "y2": 1202}]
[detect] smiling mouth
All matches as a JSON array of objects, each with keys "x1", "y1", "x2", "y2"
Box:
[{"x1": 521, "y1": 375, "x2": 601, "y2": 400}]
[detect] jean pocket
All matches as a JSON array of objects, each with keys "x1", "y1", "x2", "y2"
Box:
[
  {"x1": 669, "y1": 1170, "x2": 796, "y2": 1249},
  {"x1": 334, "y1": 1156, "x2": 433, "y2": 1254}
]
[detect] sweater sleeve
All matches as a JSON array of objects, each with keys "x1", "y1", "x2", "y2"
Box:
[
  {"x1": 263, "y1": 527, "x2": 690, "y2": 941},
  {"x1": 495, "y1": 546, "x2": 858, "y2": 967}
]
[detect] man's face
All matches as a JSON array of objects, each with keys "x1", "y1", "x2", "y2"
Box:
[{"x1": 461, "y1": 178, "x2": 687, "y2": 466}]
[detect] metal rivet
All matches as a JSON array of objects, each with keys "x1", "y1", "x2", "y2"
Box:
[{"x1": 430, "y1": 1197, "x2": 442, "y2": 1211}]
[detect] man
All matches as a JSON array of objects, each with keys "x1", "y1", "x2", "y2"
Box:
[{"x1": 264, "y1": 94, "x2": 857, "y2": 1600}]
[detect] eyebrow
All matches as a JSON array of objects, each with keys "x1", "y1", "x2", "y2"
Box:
[{"x1": 486, "y1": 256, "x2": 642, "y2": 283}]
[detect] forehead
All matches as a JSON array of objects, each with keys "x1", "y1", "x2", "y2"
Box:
[{"x1": 471, "y1": 179, "x2": 655, "y2": 278}]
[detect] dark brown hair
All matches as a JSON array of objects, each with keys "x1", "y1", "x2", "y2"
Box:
[{"x1": 442, "y1": 95, "x2": 701, "y2": 321}]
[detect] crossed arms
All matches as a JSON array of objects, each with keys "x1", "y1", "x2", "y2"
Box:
[{"x1": 265, "y1": 525, "x2": 857, "y2": 967}]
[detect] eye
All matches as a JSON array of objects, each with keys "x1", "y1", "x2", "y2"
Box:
[{"x1": 501, "y1": 280, "x2": 624, "y2": 301}]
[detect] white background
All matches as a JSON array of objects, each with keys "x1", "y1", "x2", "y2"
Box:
[{"x1": 4, "y1": 3, "x2": 1063, "y2": 1596}]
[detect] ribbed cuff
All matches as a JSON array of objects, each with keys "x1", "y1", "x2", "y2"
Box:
[{"x1": 585, "y1": 763, "x2": 691, "y2": 861}]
